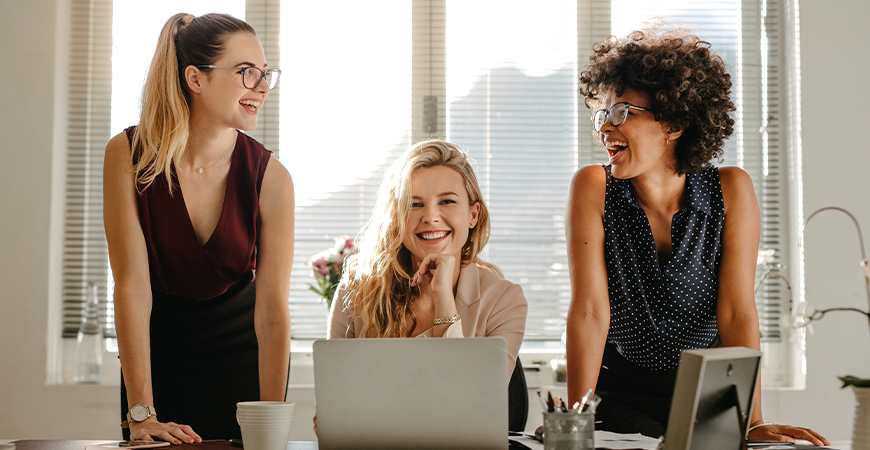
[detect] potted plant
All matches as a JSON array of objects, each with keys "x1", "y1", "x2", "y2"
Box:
[{"x1": 799, "y1": 207, "x2": 870, "y2": 448}]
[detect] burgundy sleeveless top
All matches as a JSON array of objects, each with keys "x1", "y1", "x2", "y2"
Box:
[{"x1": 126, "y1": 127, "x2": 272, "y2": 300}]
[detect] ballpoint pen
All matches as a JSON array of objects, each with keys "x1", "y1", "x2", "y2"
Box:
[
  {"x1": 536, "y1": 391, "x2": 549, "y2": 412},
  {"x1": 578, "y1": 388, "x2": 594, "y2": 413}
]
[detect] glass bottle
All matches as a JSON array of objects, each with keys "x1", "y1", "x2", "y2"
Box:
[{"x1": 75, "y1": 283, "x2": 103, "y2": 384}]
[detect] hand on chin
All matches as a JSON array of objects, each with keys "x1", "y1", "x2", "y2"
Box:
[{"x1": 410, "y1": 253, "x2": 456, "y2": 299}]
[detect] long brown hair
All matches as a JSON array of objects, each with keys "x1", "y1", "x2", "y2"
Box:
[
  {"x1": 340, "y1": 139, "x2": 500, "y2": 338},
  {"x1": 132, "y1": 13, "x2": 255, "y2": 194}
]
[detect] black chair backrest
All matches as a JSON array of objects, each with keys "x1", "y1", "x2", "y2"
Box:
[{"x1": 508, "y1": 356, "x2": 529, "y2": 432}]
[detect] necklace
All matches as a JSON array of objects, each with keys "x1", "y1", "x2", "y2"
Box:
[{"x1": 185, "y1": 137, "x2": 235, "y2": 174}]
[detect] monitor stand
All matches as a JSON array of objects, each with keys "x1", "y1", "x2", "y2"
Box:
[{"x1": 727, "y1": 384, "x2": 748, "y2": 450}]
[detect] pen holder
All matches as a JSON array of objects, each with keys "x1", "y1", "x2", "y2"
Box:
[{"x1": 542, "y1": 411, "x2": 594, "y2": 450}]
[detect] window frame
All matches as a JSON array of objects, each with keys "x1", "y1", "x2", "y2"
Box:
[{"x1": 57, "y1": 0, "x2": 805, "y2": 388}]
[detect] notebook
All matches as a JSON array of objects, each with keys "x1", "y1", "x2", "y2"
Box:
[{"x1": 313, "y1": 337, "x2": 509, "y2": 450}]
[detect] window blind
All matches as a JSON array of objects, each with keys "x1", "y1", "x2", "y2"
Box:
[
  {"x1": 245, "y1": 0, "x2": 281, "y2": 153},
  {"x1": 280, "y1": 0, "x2": 412, "y2": 339},
  {"x1": 66, "y1": 0, "x2": 792, "y2": 351},
  {"x1": 282, "y1": 0, "x2": 789, "y2": 343},
  {"x1": 61, "y1": 0, "x2": 114, "y2": 339},
  {"x1": 443, "y1": 0, "x2": 579, "y2": 340}
]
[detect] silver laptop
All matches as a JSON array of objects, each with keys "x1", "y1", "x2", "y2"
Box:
[{"x1": 313, "y1": 337, "x2": 509, "y2": 450}]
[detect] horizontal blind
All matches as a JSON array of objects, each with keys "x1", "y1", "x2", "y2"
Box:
[
  {"x1": 280, "y1": 1, "x2": 412, "y2": 339},
  {"x1": 607, "y1": 0, "x2": 786, "y2": 342},
  {"x1": 755, "y1": 0, "x2": 788, "y2": 343},
  {"x1": 245, "y1": 0, "x2": 281, "y2": 154},
  {"x1": 445, "y1": 0, "x2": 579, "y2": 340},
  {"x1": 61, "y1": 0, "x2": 114, "y2": 339}
]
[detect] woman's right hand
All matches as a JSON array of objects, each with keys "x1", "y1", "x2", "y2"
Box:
[
  {"x1": 129, "y1": 417, "x2": 201, "y2": 445},
  {"x1": 410, "y1": 253, "x2": 457, "y2": 301}
]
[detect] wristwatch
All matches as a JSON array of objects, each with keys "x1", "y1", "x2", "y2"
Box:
[{"x1": 126, "y1": 404, "x2": 155, "y2": 423}]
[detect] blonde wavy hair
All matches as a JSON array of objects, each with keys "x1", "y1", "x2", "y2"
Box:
[
  {"x1": 131, "y1": 13, "x2": 255, "y2": 194},
  {"x1": 340, "y1": 139, "x2": 501, "y2": 338}
]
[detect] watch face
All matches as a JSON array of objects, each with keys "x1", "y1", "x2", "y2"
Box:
[{"x1": 131, "y1": 404, "x2": 149, "y2": 422}]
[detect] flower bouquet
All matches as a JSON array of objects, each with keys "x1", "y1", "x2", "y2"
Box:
[{"x1": 308, "y1": 235, "x2": 358, "y2": 310}]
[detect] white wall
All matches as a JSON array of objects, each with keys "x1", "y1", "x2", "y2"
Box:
[
  {"x1": 1, "y1": 0, "x2": 868, "y2": 441},
  {"x1": 0, "y1": 0, "x2": 119, "y2": 439},
  {"x1": 759, "y1": 0, "x2": 870, "y2": 441}
]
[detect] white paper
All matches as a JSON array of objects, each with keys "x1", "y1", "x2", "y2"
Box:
[
  {"x1": 594, "y1": 430, "x2": 662, "y2": 449},
  {"x1": 509, "y1": 431, "x2": 661, "y2": 450}
]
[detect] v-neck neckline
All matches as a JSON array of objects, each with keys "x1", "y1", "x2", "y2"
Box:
[{"x1": 176, "y1": 132, "x2": 239, "y2": 250}]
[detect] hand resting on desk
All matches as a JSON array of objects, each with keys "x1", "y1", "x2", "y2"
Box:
[
  {"x1": 129, "y1": 416, "x2": 202, "y2": 445},
  {"x1": 748, "y1": 423, "x2": 829, "y2": 447}
]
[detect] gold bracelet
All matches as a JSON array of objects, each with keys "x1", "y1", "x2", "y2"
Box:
[
  {"x1": 747, "y1": 422, "x2": 772, "y2": 435},
  {"x1": 433, "y1": 314, "x2": 459, "y2": 325}
]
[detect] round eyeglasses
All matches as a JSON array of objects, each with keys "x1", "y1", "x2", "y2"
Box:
[
  {"x1": 196, "y1": 65, "x2": 281, "y2": 90},
  {"x1": 592, "y1": 102, "x2": 654, "y2": 132}
]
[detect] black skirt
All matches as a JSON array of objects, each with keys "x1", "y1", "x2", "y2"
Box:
[
  {"x1": 594, "y1": 342, "x2": 676, "y2": 437},
  {"x1": 121, "y1": 278, "x2": 263, "y2": 439},
  {"x1": 594, "y1": 336, "x2": 722, "y2": 438}
]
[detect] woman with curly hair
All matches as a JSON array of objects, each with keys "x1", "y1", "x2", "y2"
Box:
[
  {"x1": 327, "y1": 140, "x2": 527, "y2": 375},
  {"x1": 565, "y1": 24, "x2": 828, "y2": 443}
]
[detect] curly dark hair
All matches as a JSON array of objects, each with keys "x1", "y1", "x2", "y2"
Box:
[{"x1": 579, "y1": 23, "x2": 736, "y2": 175}]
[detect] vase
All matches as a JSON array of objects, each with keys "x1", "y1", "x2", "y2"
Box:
[{"x1": 854, "y1": 386, "x2": 870, "y2": 450}]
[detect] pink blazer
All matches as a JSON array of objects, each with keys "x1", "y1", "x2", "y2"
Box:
[{"x1": 327, "y1": 263, "x2": 528, "y2": 374}]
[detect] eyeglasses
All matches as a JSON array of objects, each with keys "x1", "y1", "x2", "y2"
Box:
[
  {"x1": 196, "y1": 65, "x2": 281, "y2": 90},
  {"x1": 592, "y1": 102, "x2": 654, "y2": 132}
]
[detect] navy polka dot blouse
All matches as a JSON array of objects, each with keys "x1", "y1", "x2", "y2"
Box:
[{"x1": 603, "y1": 164, "x2": 724, "y2": 371}]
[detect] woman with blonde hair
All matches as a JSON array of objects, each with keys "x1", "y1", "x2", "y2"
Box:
[
  {"x1": 328, "y1": 140, "x2": 527, "y2": 374},
  {"x1": 104, "y1": 13, "x2": 293, "y2": 443}
]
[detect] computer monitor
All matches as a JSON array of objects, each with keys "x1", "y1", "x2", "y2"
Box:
[{"x1": 664, "y1": 347, "x2": 762, "y2": 450}]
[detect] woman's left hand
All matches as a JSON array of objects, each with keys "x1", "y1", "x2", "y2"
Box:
[{"x1": 748, "y1": 423, "x2": 830, "y2": 446}]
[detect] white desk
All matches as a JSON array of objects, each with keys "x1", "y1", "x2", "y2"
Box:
[{"x1": 2, "y1": 438, "x2": 851, "y2": 450}]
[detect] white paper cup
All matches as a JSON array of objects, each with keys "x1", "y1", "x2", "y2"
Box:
[{"x1": 236, "y1": 401, "x2": 295, "y2": 450}]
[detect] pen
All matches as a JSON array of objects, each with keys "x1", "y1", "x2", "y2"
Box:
[
  {"x1": 560, "y1": 399, "x2": 567, "y2": 413},
  {"x1": 578, "y1": 388, "x2": 593, "y2": 413},
  {"x1": 536, "y1": 391, "x2": 549, "y2": 412}
]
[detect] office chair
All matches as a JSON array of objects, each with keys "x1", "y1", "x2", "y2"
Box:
[{"x1": 508, "y1": 356, "x2": 529, "y2": 432}]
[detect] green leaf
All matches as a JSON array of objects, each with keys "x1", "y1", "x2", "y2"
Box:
[{"x1": 839, "y1": 375, "x2": 870, "y2": 388}]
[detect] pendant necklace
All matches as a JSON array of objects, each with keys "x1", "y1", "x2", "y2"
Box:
[{"x1": 185, "y1": 136, "x2": 235, "y2": 174}]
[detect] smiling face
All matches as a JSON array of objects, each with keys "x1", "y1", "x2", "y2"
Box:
[
  {"x1": 190, "y1": 32, "x2": 270, "y2": 131},
  {"x1": 402, "y1": 165, "x2": 481, "y2": 265},
  {"x1": 598, "y1": 87, "x2": 681, "y2": 179}
]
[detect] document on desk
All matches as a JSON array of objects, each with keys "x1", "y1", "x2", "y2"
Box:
[
  {"x1": 748, "y1": 445, "x2": 840, "y2": 450},
  {"x1": 595, "y1": 431, "x2": 662, "y2": 449},
  {"x1": 508, "y1": 430, "x2": 661, "y2": 450}
]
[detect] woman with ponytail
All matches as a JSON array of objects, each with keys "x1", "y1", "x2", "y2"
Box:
[
  {"x1": 327, "y1": 140, "x2": 527, "y2": 374},
  {"x1": 103, "y1": 13, "x2": 293, "y2": 443}
]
